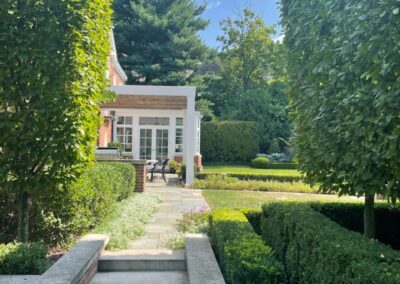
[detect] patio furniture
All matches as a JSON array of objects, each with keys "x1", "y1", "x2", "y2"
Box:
[{"x1": 149, "y1": 159, "x2": 170, "y2": 182}]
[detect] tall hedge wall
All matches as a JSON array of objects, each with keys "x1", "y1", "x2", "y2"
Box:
[{"x1": 201, "y1": 121, "x2": 259, "y2": 163}]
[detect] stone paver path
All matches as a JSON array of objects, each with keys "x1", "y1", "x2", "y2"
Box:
[{"x1": 129, "y1": 181, "x2": 209, "y2": 249}]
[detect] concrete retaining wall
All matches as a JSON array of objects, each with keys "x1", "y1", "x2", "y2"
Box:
[{"x1": 0, "y1": 234, "x2": 109, "y2": 284}]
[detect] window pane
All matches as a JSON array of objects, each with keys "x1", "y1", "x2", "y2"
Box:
[
  {"x1": 125, "y1": 117, "x2": 133, "y2": 125},
  {"x1": 117, "y1": 117, "x2": 124, "y2": 125},
  {"x1": 140, "y1": 117, "x2": 170, "y2": 126},
  {"x1": 176, "y1": 118, "x2": 184, "y2": 126},
  {"x1": 117, "y1": 128, "x2": 124, "y2": 135},
  {"x1": 125, "y1": 128, "x2": 132, "y2": 135}
]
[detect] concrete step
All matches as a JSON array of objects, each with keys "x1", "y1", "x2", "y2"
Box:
[
  {"x1": 98, "y1": 249, "x2": 186, "y2": 272},
  {"x1": 91, "y1": 271, "x2": 188, "y2": 284}
]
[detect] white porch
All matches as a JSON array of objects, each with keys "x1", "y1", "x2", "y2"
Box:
[{"x1": 100, "y1": 85, "x2": 201, "y2": 185}]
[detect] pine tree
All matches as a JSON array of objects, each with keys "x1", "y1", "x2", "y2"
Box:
[{"x1": 113, "y1": 0, "x2": 209, "y2": 85}]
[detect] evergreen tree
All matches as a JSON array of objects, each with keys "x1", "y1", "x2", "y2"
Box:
[{"x1": 113, "y1": 0, "x2": 209, "y2": 85}]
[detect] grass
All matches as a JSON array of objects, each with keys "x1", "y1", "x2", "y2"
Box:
[
  {"x1": 203, "y1": 165, "x2": 301, "y2": 177},
  {"x1": 203, "y1": 190, "x2": 363, "y2": 209},
  {"x1": 93, "y1": 193, "x2": 160, "y2": 250},
  {"x1": 193, "y1": 175, "x2": 318, "y2": 193}
]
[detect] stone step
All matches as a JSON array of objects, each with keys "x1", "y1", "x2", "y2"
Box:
[
  {"x1": 91, "y1": 271, "x2": 188, "y2": 284},
  {"x1": 98, "y1": 249, "x2": 186, "y2": 272}
]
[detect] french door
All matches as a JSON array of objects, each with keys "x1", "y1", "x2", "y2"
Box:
[{"x1": 140, "y1": 128, "x2": 169, "y2": 162}]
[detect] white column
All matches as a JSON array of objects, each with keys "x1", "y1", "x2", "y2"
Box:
[
  {"x1": 133, "y1": 116, "x2": 140, "y2": 160},
  {"x1": 184, "y1": 92, "x2": 196, "y2": 186}
]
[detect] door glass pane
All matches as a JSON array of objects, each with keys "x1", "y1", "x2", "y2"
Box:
[
  {"x1": 156, "y1": 129, "x2": 169, "y2": 162},
  {"x1": 140, "y1": 129, "x2": 152, "y2": 160}
]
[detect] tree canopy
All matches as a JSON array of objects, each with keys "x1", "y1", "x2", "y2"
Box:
[
  {"x1": 112, "y1": 0, "x2": 210, "y2": 85},
  {"x1": 199, "y1": 9, "x2": 291, "y2": 153},
  {"x1": 281, "y1": 0, "x2": 400, "y2": 237}
]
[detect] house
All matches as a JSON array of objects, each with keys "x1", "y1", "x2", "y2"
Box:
[{"x1": 97, "y1": 31, "x2": 202, "y2": 185}]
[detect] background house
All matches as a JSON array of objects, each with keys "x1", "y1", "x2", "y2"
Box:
[{"x1": 97, "y1": 31, "x2": 202, "y2": 184}]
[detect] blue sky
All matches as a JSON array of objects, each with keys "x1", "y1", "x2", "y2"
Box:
[{"x1": 195, "y1": 0, "x2": 282, "y2": 48}]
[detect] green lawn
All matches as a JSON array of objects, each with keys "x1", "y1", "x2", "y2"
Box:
[
  {"x1": 203, "y1": 190, "x2": 363, "y2": 209},
  {"x1": 203, "y1": 165, "x2": 301, "y2": 177}
]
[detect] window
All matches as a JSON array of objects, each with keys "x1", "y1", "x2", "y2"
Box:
[
  {"x1": 139, "y1": 117, "x2": 169, "y2": 126},
  {"x1": 176, "y1": 118, "x2": 184, "y2": 126},
  {"x1": 116, "y1": 116, "x2": 133, "y2": 152}
]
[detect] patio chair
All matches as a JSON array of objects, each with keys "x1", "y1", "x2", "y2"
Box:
[{"x1": 150, "y1": 159, "x2": 170, "y2": 182}]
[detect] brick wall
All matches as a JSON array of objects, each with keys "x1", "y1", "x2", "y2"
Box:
[
  {"x1": 133, "y1": 162, "x2": 147, "y2": 192},
  {"x1": 108, "y1": 56, "x2": 125, "y2": 86}
]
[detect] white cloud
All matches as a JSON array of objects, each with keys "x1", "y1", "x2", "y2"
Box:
[{"x1": 206, "y1": 1, "x2": 222, "y2": 10}]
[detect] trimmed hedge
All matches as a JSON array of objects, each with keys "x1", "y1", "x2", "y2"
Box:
[
  {"x1": 209, "y1": 209, "x2": 284, "y2": 284},
  {"x1": 261, "y1": 203, "x2": 400, "y2": 283},
  {"x1": 0, "y1": 242, "x2": 50, "y2": 275},
  {"x1": 201, "y1": 121, "x2": 260, "y2": 163},
  {"x1": 240, "y1": 208, "x2": 262, "y2": 235},
  {"x1": 0, "y1": 162, "x2": 136, "y2": 247},
  {"x1": 196, "y1": 172, "x2": 301, "y2": 182},
  {"x1": 264, "y1": 163, "x2": 297, "y2": 170},
  {"x1": 310, "y1": 202, "x2": 400, "y2": 250}
]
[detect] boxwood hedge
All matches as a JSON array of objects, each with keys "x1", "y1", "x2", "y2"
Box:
[
  {"x1": 196, "y1": 172, "x2": 301, "y2": 182},
  {"x1": 0, "y1": 162, "x2": 136, "y2": 247},
  {"x1": 261, "y1": 203, "x2": 400, "y2": 283},
  {"x1": 0, "y1": 242, "x2": 50, "y2": 275},
  {"x1": 310, "y1": 202, "x2": 400, "y2": 250},
  {"x1": 209, "y1": 209, "x2": 284, "y2": 284}
]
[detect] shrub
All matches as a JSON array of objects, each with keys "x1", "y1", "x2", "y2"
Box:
[
  {"x1": 193, "y1": 175, "x2": 314, "y2": 193},
  {"x1": 0, "y1": 242, "x2": 50, "y2": 275},
  {"x1": 251, "y1": 157, "x2": 270, "y2": 169},
  {"x1": 261, "y1": 203, "x2": 400, "y2": 283},
  {"x1": 196, "y1": 172, "x2": 301, "y2": 182},
  {"x1": 310, "y1": 202, "x2": 400, "y2": 250},
  {"x1": 0, "y1": 162, "x2": 136, "y2": 247},
  {"x1": 168, "y1": 160, "x2": 179, "y2": 173},
  {"x1": 201, "y1": 121, "x2": 260, "y2": 163},
  {"x1": 209, "y1": 209, "x2": 284, "y2": 284}
]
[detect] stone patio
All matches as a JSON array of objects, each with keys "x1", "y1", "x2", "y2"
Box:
[{"x1": 129, "y1": 180, "x2": 209, "y2": 249}]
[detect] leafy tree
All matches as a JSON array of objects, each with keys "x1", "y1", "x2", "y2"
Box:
[
  {"x1": 196, "y1": 99, "x2": 215, "y2": 122},
  {"x1": 0, "y1": 0, "x2": 112, "y2": 242},
  {"x1": 231, "y1": 85, "x2": 291, "y2": 153},
  {"x1": 281, "y1": 0, "x2": 400, "y2": 237},
  {"x1": 211, "y1": 9, "x2": 277, "y2": 107},
  {"x1": 112, "y1": 0, "x2": 209, "y2": 85}
]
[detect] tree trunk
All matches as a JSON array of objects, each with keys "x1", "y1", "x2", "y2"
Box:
[
  {"x1": 17, "y1": 189, "x2": 29, "y2": 243},
  {"x1": 364, "y1": 193, "x2": 375, "y2": 238}
]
